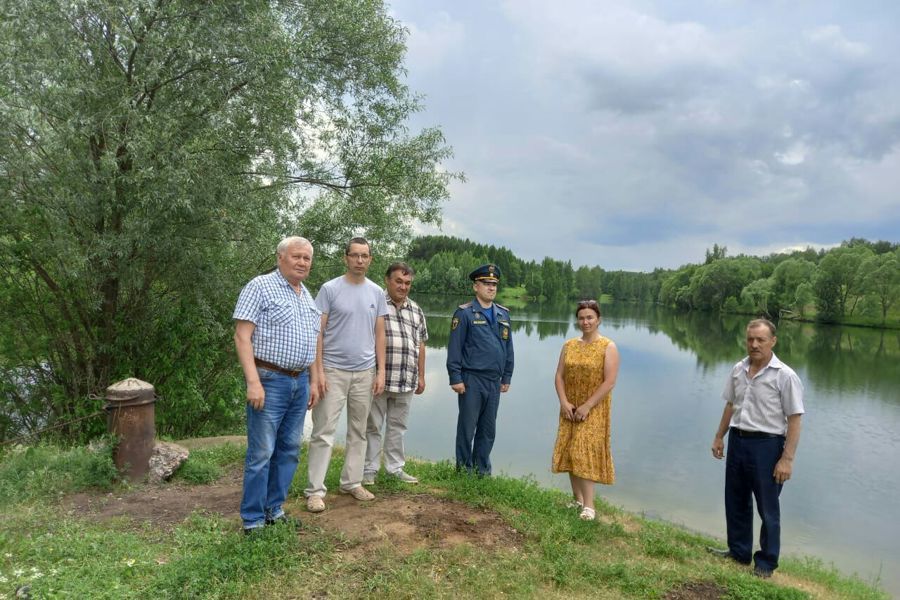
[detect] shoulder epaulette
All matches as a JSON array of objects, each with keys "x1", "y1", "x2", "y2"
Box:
[
  {"x1": 458, "y1": 301, "x2": 473, "y2": 309},
  {"x1": 495, "y1": 303, "x2": 510, "y2": 312}
]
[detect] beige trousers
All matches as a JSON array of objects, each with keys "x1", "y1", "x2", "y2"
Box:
[{"x1": 304, "y1": 367, "x2": 375, "y2": 497}]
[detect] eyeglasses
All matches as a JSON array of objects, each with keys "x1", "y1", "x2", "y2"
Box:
[{"x1": 346, "y1": 253, "x2": 371, "y2": 260}]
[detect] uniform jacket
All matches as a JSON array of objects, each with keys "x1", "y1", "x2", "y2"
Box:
[{"x1": 446, "y1": 300, "x2": 514, "y2": 385}]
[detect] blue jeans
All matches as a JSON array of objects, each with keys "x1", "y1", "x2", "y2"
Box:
[
  {"x1": 724, "y1": 432, "x2": 785, "y2": 571},
  {"x1": 455, "y1": 372, "x2": 501, "y2": 475},
  {"x1": 240, "y1": 368, "x2": 308, "y2": 529}
]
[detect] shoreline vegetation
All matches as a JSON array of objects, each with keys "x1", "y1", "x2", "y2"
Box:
[
  {"x1": 396, "y1": 236, "x2": 899, "y2": 331},
  {"x1": 0, "y1": 440, "x2": 888, "y2": 599}
]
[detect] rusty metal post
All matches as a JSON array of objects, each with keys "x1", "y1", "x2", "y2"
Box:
[{"x1": 105, "y1": 378, "x2": 156, "y2": 481}]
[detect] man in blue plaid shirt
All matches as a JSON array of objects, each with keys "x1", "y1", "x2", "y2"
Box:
[{"x1": 233, "y1": 236, "x2": 320, "y2": 534}]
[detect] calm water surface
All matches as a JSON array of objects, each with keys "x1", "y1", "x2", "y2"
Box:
[{"x1": 328, "y1": 299, "x2": 900, "y2": 596}]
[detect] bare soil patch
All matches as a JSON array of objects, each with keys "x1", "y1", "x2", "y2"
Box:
[
  {"x1": 302, "y1": 492, "x2": 523, "y2": 555},
  {"x1": 62, "y1": 472, "x2": 524, "y2": 555},
  {"x1": 663, "y1": 581, "x2": 727, "y2": 600},
  {"x1": 62, "y1": 466, "x2": 244, "y2": 530}
]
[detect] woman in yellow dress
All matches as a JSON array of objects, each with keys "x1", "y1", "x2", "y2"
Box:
[{"x1": 552, "y1": 299, "x2": 620, "y2": 521}]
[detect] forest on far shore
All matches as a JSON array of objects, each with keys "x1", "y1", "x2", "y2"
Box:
[{"x1": 403, "y1": 235, "x2": 900, "y2": 327}]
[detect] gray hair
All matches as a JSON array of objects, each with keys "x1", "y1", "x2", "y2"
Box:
[
  {"x1": 747, "y1": 318, "x2": 776, "y2": 337},
  {"x1": 276, "y1": 236, "x2": 313, "y2": 256}
]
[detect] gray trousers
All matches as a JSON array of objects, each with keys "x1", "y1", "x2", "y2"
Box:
[{"x1": 364, "y1": 390, "x2": 414, "y2": 475}]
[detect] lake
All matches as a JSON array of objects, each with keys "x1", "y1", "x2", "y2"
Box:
[{"x1": 326, "y1": 298, "x2": 900, "y2": 596}]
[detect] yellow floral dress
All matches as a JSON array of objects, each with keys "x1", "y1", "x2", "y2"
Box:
[{"x1": 552, "y1": 336, "x2": 615, "y2": 484}]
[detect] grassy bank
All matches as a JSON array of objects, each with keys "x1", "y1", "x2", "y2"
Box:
[{"x1": 0, "y1": 441, "x2": 887, "y2": 599}]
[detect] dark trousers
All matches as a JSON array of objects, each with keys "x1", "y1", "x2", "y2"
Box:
[
  {"x1": 725, "y1": 432, "x2": 785, "y2": 571},
  {"x1": 455, "y1": 372, "x2": 501, "y2": 475}
]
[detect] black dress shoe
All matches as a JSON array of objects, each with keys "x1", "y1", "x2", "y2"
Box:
[
  {"x1": 753, "y1": 566, "x2": 773, "y2": 579},
  {"x1": 706, "y1": 547, "x2": 751, "y2": 565}
]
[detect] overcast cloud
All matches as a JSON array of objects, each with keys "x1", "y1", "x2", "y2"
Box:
[{"x1": 389, "y1": 0, "x2": 900, "y2": 271}]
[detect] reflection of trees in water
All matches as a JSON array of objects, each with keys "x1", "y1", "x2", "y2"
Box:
[
  {"x1": 606, "y1": 303, "x2": 748, "y2": 374},
  {"x1": 801, "y1": 325, "x2": 900, "y2": 403},
  {"x1": 605, "y1": 303, "x2": 900, "y2": 402},
  {"x1": 418, "y1": 297, "x2": 899, "y2": 402},
  {"x1": 419, "y1": 294, "x2": 573, "y2": 349}
]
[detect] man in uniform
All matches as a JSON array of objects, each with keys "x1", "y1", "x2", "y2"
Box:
[
  {"x1": 709, "y1": 318, "x2": 805, "y2": 578},
  {"x1": 233, "y1": 236, "x2": 320, "y2": 534},
  {"x1": 363, "y1": 262, "x2": 428, "y2": 485},
  {"x1": 446, "y1": 264, "x2": 514, "y2": 476}
]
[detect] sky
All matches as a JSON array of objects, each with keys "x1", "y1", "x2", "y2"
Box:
[{"x1": 389, "y1": 0, "x2": 900, "y2": 271}]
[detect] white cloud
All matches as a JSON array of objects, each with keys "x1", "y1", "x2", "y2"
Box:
[
  {"x1": 394, "y1": 1, "x2": 900, "y2": 270},
  {"x1": 403, "y1": 12, "x2": 466, "y2": 73}
]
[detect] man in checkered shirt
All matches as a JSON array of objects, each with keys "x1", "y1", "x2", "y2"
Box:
[
  {"x1": 233, "y1": 236, "x2": 320, "y2": 534},
  {"x1": 363, "y1": 262, "x2": 429, "y2": 485}
]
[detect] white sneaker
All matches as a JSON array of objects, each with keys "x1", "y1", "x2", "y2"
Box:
[
  {"x1": 362, "y1": 472, "x2": 376, "y2": 486},
  {"x1": 390, "y1": 470, "x2": 419, "y2": 484}
]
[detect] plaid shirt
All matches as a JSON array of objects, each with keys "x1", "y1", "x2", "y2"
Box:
[
  {"x1": 233, "y1": 269, "x2": 320, "y2": 371},
  {"x1": 383, "y1": 292, "x2": 428, "y2": 393}
]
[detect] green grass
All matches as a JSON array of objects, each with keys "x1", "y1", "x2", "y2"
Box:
[
  {"x1": 0, "y1": 438, "x2": 118, "y2": 506},
  {"x1": 496, "y1": 285, "x2": 529, "y2": 309},
  {"x1": 0, "y1": 441, "x2": 889, "y2": 599},
  {"x1": 172, "y1": 442, "x2": 245, "y2": 484}
]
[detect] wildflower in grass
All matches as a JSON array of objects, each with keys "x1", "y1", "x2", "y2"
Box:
[
  {"x1": 3, "y1": 553, "x2": 11, "y2": 557},
  {"x1": 123, "y1": 559, "x2": 135, "y2": 567},
  {"x1": 32, "y1": 572, "x2": 43, "y2": 579},
  {"x1": 0, "y1": 575, "x2": 7, "y2": 583},
  {"x1": 13, "y1": 568, "x2": 23, "y2": 576}
]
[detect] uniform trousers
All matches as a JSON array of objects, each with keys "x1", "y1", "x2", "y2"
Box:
[
  {"x1": 455, "y1": 372, "x2": 501, "y2": 475},
  {"x1": 364, "y1": 390, "x2": 414, "y2": 475},
  {"x1": 725, "y1": 432, "x2": 785, "y2": 572},
  {"x1": 305, "y1": 366, "x2": 374, "y2": 497}
]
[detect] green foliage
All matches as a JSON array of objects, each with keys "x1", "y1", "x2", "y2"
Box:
[
  {"x1": 0, "y1": 440, "x2": 118, "y2": 506},
  {"x1": 814, "y1": 246, "x2": 874, "y2": 321},
  {"x1": 173, "y1": 442, "x2": 245, "y2": 485},
  {"x1": 689, "y1": 257, "x2": 764, "y2": 311},
  {"x1": 655, "y1": 241, "x2": 899, "y2": 328},
  {"x1": 0, "y1": 0, "x2": 457, "y2": 441}
]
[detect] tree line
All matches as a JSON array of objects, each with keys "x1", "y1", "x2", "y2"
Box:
[
  {"x1": 656, "y1": 240, "x2": 899, "y2": 324},
  {"x1": 404, "y1": 236, "x2": 899, "y2": 327}
]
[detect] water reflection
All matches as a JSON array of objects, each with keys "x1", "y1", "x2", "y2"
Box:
[{"x1": 395, "y1": 298, "x2": 899, "y2": 595}]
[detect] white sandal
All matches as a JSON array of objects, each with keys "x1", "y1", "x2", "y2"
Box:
[{"x1": 579, "y1": 506, "x2": 596, "y2": 521}]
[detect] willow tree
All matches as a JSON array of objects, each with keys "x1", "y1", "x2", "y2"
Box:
[{"x1": 0, "y1": 0, "x2": 457, "y2": 439}]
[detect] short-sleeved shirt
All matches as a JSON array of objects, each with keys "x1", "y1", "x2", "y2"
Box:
[
  {"x1": 383, "y1": 292, "x2": 428, "y2": 394},
  {"x1": 723, "y1": 353, "x2": 805, "y2": 435},
  {"x1": 232, "y1": 269, "x2": 320, "y2": 371},
  {"x1": 316, "y1": 276, "x2": 389, "y2": 371}
]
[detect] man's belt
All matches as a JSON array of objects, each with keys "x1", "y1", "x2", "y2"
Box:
[
  {"x1": 254, "y1": 358, "x2": 306, "y2": 378},
  {"x1": 730, "y1": 427, "x2": 781, "y2": 439}
]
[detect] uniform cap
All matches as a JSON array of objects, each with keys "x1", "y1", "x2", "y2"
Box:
[{"x1": 469, "y1": 263, "x2": 501, "y2": 283}]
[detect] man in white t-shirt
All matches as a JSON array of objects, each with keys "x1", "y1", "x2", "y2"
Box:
[{"x1": 305, "y1": 237, "x2": 388, "y2": 512}]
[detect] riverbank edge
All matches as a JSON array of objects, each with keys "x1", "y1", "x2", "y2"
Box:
[{"x1": 1, "y1": 438, "x2": 887, "y2": 599}]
